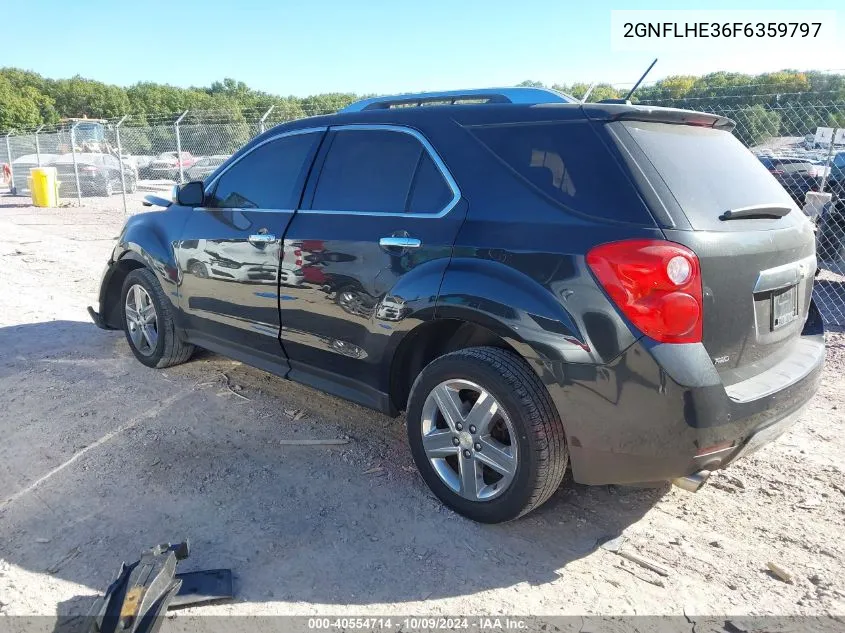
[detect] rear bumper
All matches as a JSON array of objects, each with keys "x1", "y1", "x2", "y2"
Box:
[{"x1": 545, "y1": 303, "x2": 825, "y2": 486}]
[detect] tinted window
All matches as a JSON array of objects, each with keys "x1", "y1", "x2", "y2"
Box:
[
  {"x1": 209, "y1": 133, "x2": 320, "y2": 209},
  {"x1": 618, "y1": 121, "x2": 793, "y2": 230},
  {"x1": 408, "y1": 152, "x2": 452, "y2": 213},
  {"x1": 470, "y1": 122, "x2": 650, "y2": 223},
  {"x1": 312, "y1": 130, "x2": 423, "y2": 212}
]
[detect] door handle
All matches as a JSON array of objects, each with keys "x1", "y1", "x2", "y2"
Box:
[
  {"x1": 248, "y1": 233, "x2": 276, "y2": 245},
  {"x1": 379, "y1": 236, "x2": 421, "y2": 249}
]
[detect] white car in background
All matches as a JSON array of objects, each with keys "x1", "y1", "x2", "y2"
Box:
[
  {"x1": 176, "y1": 238, "x2": 304, "y2": 286},
  {"x1": 186, "y1": 155, "x2": 230, "y2": 181},
  {"x1": 147, "y1": 151, "x2": 196, "y2": 180}
]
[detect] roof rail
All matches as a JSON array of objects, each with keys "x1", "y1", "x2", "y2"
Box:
[{"x1": 341, "y1": 87, "x2": 577, "y2": 112}]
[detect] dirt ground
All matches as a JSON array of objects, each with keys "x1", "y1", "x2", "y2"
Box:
[{"x1": 0, "y1": 193, "x2": 843, "y2": 623}]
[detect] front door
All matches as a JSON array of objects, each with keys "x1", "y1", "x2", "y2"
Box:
[
  {"x1": 176, "y1": 128, "x2": 325, "y2": 373},
  {"x1": 279, "y1": 125, "x2": 466, "y2": 405}
]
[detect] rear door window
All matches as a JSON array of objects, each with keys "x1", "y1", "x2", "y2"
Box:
[
  {"x1": 616, "y1": 121, "x2": 794, "y2": 230},
  {"x1": 312, "y1": 130, "x2": 421, "y2": 213},
  {"x1": 310, "y1": 129, "x2": 454, "y2": 214},
  {"x1": 468, "y1": 121, "x2": 652, "y2": 224}
]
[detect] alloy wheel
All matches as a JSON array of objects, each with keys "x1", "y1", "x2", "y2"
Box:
[
  {"x1": 420, "y1": 379, "x2": 518, "y2": 501},
  {"x1": 124, "y1": 284, "x2": 159, "y2": 356}
]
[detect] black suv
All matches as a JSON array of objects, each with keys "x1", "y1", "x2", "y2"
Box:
[{"x1": 90, "y1": 87, "x2": 824, "y2": 523}]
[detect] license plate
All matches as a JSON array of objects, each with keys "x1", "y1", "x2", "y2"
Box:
[{"x1": 771, "y1": 285, "x2": 798, "y2": 330}]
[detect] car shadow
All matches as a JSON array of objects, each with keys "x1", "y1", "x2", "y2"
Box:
[{"x1": 0, "y1": 320, "x2": 665, "y2": 616}]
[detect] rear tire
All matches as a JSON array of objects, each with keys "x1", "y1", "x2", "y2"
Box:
[
  {"x1": 407, "y1": 346, "x2": 568, "y2": 523},
  {"x1": 120, "y1": 268, "x2": 195, "y2": 368}
]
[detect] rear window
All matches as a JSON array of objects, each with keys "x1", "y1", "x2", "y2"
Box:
[
  {"x1": 619, "y1": 121, "x2": 794, "y2": 230},
  {"x1": 468, "y1": 121, "x2": 652, "y2": 224}
]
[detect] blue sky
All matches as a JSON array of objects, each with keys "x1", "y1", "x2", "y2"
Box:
[{"x1": 3, "y1": 0, "x2": 843, "y2": 96}]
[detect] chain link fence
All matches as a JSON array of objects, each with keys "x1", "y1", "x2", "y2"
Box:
[
  {"x1": 0, "y1": 106, "x2": 318, "y2": 211},
  {"x1": 2, "y1": 93, "x2": 844, "y2": 327}
]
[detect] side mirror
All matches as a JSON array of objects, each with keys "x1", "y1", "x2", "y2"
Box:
[{"x1": 175, "y1": 181, "x2": 205, "y2": 207}]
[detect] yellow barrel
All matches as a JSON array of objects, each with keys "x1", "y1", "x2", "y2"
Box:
[{"x1": 30, "y1": 167, "x2": 60, "y2": 207}]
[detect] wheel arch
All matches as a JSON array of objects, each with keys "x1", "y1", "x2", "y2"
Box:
[
  {"x1": 388, "y1": 317, "x2": 529, "y2": 414},
  {"x1": 99, "y1": 218, "x2": 182, "y2": 329},
  {"x1": 98, "y1": 255, "x2": 146, "y2": 329}
]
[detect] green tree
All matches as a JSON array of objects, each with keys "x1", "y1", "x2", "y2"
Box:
[
  {"x1": 516, "y1": 80, "x2": 546, "y2": 88},
  {"x1": 551, "y1": 82, "x2": 620, "y2": 102},
  {"x1": 0, "y1": 76, "x2": 43, "y2": 130},
  {"x1": 50, "y1": 76, "x2": 130, "y2": 119},
  {"x1": 732, "y1": 105, "x2": 782, "y2": 147}
]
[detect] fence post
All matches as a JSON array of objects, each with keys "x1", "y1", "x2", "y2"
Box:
[
  {"x1": 820, "y1": 127, "x2": 839, "y2": 194},
  {"x1": 115, "y1": 115, "x2": 129, "y2": 216},
  {"x1": 174, "y1": 110, "x2": 188, "y2": 184},
  {"x1": 35, "y1": 125, "x2": 44, "y2": 167},
  {"x1": 70, "y1": 122, "x2": 82, "y2": 206},
  {"x1": 258, "y1": 105, "x2": 275, "y2": 135},
  {"x1": 5, "y1": 132, "x2": 14, "y2": 195}
]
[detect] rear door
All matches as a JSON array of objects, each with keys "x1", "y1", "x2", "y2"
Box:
[
  {"x1": 176, "y1": 128, "x2": 324, "y2": 373},
  {"x1": 609, "y1": 120, "x2": 817, "y2": 383},
  {"x1": 278, "y1": 124, "x2": 465, "y2": 403}
]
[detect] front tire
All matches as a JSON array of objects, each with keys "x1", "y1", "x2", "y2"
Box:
[
  {"x1": 120, "y1": 268, "x2": 195, "y2": 368},
  {"x1": 407, "y1": 346, "x2": 568, "y2": 523}
]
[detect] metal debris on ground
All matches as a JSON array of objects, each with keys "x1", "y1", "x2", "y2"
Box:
[{"x1": 88, "y1": 540, "x2": 233, "y2": 633}]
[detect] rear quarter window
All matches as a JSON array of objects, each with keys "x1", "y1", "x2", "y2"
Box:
[{"x1": 468, "y1": 121, "x2": 653, "y2": 225}]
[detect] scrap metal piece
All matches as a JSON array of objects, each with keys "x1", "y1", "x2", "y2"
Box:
[{"x1": 87, "y1": 541, "x2": 232, "y2": 633}]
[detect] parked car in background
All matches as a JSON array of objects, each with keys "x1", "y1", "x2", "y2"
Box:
[
  {"x1": 52, "y1": 153, "x2": 138, "y2": 196},
  {"x1": 757, "y1": 156, "x2": 825, "y2": 205},
  {"x1": 186, "y1": 155, "x2": 229, "y2": 181},
  {"x1": 134, "y1": 155, "x2": 157, "y2": 178},
  {"x1": 831, "y1": 151, "x2": 845, "y2": 184},
  {"x1": 174, "y1": 237, "x2": 303, "y2": 286},
  {"x1": 90, "y1": 88, "x2": 824, "y2": 523},
  {"x1": 147, "y1": 151, "x2": 196, "y2": 180},
  {"x1": 9, "y1": 153, "x2": 60, "y2": 194}
]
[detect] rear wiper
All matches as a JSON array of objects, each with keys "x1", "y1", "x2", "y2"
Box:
[{"x1": 719, "y1": 204, "x2": 791, "y2": 221}]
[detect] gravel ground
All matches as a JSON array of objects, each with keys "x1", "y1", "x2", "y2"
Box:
[{"x1": 0, "y1": 193, "x2": 843, "y2": 622}]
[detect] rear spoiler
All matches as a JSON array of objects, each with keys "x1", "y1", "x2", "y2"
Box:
[{"x1": 581, "y1": 103, "x2": 735, "y2": 131}]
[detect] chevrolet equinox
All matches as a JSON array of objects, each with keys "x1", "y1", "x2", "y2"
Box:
[{"x1": 89, "y1": 87, "x2": 824, "y2": 523}]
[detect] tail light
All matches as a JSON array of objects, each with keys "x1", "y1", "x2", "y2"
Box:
[
  {"x1": 586, "y1": 239, "x2": 703, "y2": 344},
  {"x1": 81, "y1": 165, "x2": 98, "y2": 173},
  {"x1": 294, "y1": 248, "x2": 303, "y2": 267}
]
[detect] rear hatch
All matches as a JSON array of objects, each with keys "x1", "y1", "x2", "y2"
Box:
[{"x1": 607, "y1": 118, "x2": 817, "y2": 385}]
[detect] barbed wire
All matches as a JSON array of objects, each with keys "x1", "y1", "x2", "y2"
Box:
[{"x1": 601, "y1": 68, "x2": 845, "y2": 89}]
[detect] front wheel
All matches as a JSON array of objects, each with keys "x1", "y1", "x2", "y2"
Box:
[
  {"x1": 120, "y1": 268, "x2": 195, "y2": 368},
  {"x1": 407, "y1": 346, "x2": 568, "y2": 523}
]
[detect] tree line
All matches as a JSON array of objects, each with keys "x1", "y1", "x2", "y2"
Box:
[{"x1": 2, "y1": 67, "x2": 844, "y2": 148}]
